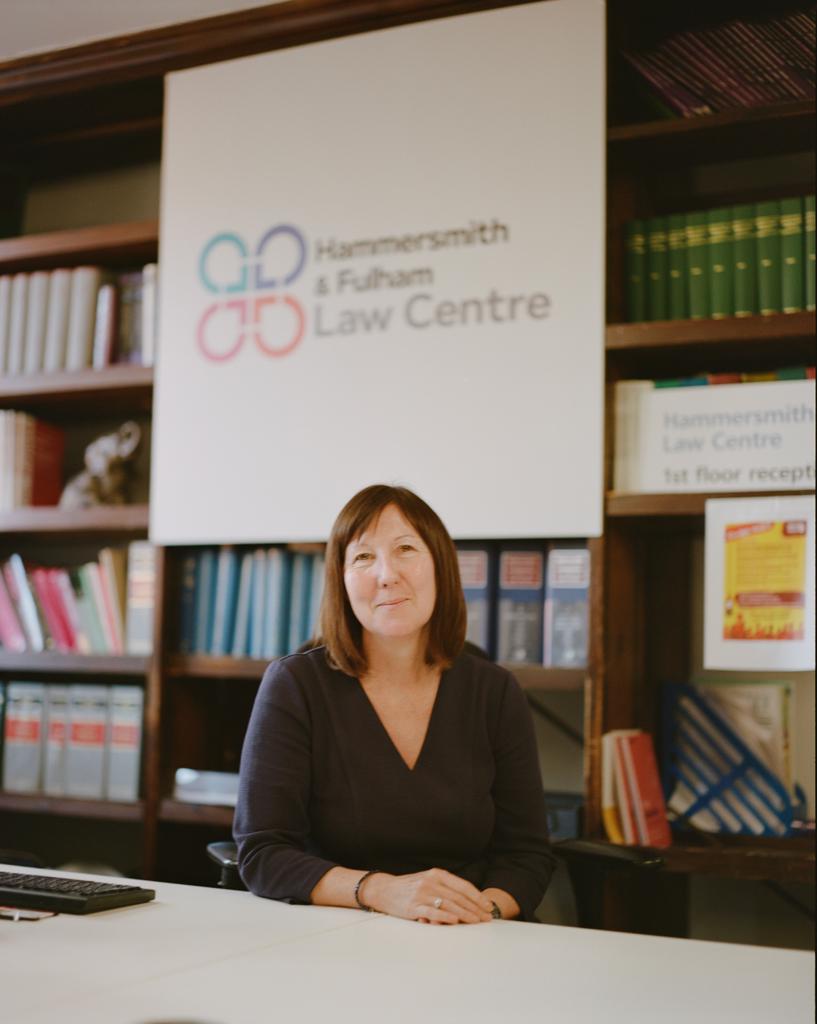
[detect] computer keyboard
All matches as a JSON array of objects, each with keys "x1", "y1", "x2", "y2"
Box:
[{"x1": 0, "y1": 871, "x2": 156, "y2": 914}]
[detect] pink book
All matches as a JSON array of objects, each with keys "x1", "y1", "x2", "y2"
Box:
[{"x1": 0, "y1": 569, "x2": 27, "y2": 652}]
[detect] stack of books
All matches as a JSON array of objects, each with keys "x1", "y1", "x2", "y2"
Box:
[
  {"x1": 0, "y1": 681, "x2": 143, "y2": 801},
  {"x1": 0, "y1": 542, "x2": 156, "y2": 656},
  {"x1": 0, "y1": 412, "x2": 65, "y2": 510},
  {"x1": 0, "y1": 262, "x2": 158, "y2": 376},
  {"x1": 625, "y1": 194, "x2": 816, "y2": 322},
  {"x1": 622, "y1": 9, "x2": 815, "y2": 118},
  {"x1": 177, "y1": 546, "x2": 325, "y2": 659},
  {"x1": 601, "y1": 729, "x2": 672, "y2": 848},
  {"x1": 457, "y1": 543, "x2": 590, "y2": 668}
]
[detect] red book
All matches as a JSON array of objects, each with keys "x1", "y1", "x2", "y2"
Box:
[
  {"x1": 618, "y1": 732, "x2": 672, "y2": 848},
  {"x1": 48, "y1": 568, "x2": 80, "y2": 651},
  {"x1": 22, "y1": 417, "x2": 66, "y2": 506},
  {"x1": 0, "y1": 569, "x2": 27, "y2": 652},
  {"x1": 29, "y1": 567, "x2": 69, "y2": 652}
]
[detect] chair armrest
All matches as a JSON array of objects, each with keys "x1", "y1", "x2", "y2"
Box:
[{"x1": 554, "y1": 838, "x2": 664, "y2": 869}]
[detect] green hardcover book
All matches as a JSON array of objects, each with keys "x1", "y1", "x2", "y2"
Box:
[
  {"x1": 685, "y1": 210, "x2": 710, "y2": 319},
  {"x1": 625, "y1": 219, "x2": 647, "y2": 322},
  {"x1": 707, "y1": 207, "x2": 733, "y2": 319},
  {"x1": 780, "y1": 197, "x2": 804, "y2": 314},
  {"x1": 755, "y1": 199, "x2": 781, "y2": 316},
  {"x1": 646, "y1": 216, "x2": 669, "y2": 321},
  {"x1": 805, "y1": 194, "x2": 815, "y2": 312},
  {"x1": 667, "y1": 213, "x2": 687, "y2": 319},
  {"x1": 732, "y1": 203, "x2": 757, "y2": 317}
]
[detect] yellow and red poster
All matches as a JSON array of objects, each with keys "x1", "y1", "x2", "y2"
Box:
[{"x1": 706, "y1": 497, "x2": 815, "y2": 670}]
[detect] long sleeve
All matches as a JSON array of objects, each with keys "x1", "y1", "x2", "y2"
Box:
[
  {"x1": 233, "y1": 660, "x2": 337, "y2": 902},
  {"x1": 480, "y1": 672, "x2": 558, "y2": 921}
]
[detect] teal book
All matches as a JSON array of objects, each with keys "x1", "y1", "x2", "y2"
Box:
[
  {"x1": 193, "y1": 548, "x2": 217, "y2": 654},
  {"x1": 263, "y1": 547, "x2": 293, "y2": 659},
  {"x1": 755, "y1": 200, "x2": 781, "y2": 315},
  {"x1": 685, "y1": 210, "x2": 710, "y2": 319},
  {"x1": 230, "y1": 549, "x2": 255, "y2": 658},
  {"x1": 707, "y1": 207, "x2": 733, "y2": 319},
  {"x1": 248, "y1": 548, "x2": 268, "y2": 660},
  {"x1": 211, "y1": 546, "x2": 239, "y2": 656},
  {"x1": 805, "y1": 195, "x2": 815, "y2": 312},
  {"x1": 667, "y1": 213, "x2": 688, "y2": 319},
  {"x1": 287, "y1": 553, "x2": 313, "y2": 654},
  {"x1": 177, "y1": 552, "x2": 198, "y2": 655},
  {"x1": 732, "y1": 203, "x2": 757, "y2": 317},
  {"x1": 780, "y1": 197, "x2": 804, "y2": 314},
  {"x1": 625, "y1": 219, "x2": 647, "y2": 322},
  {"x1": 646, "y1": 216, "x2": 669, "y2": 320}
]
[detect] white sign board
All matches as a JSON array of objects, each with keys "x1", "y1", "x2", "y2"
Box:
[{"x1": 152, "y1": 0, "x2": 605, "y2": 544}]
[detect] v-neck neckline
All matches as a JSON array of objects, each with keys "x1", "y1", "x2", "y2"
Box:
[{"x1": 355, "y1": 670, "x2": 446, "y2": 773}]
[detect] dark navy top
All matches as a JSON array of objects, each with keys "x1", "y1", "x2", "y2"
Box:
[{"x1": 234, "y1": 647, "x2": 556, "y2": 921}]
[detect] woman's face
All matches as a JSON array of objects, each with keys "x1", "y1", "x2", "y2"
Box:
[{"x1": 343, "y1": 503, "x2": 437, "y2": 645}]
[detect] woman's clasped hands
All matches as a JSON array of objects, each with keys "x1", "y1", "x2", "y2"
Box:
[{"x1": 361, "y1": 867, "x2": 495, "y2": 925}]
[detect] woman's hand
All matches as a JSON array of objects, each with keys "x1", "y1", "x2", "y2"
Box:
[{"x1": 363, "y1": 868, "x2": 494, "y2": 924}]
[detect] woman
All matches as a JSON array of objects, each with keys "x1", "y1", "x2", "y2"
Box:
[{"x1": 234, "y1": 484, "x2": 556, "y2": 923}]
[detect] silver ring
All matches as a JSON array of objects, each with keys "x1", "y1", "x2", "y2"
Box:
[{"x1": 433, "y1": 897, "x2": 443, "y2": 910}]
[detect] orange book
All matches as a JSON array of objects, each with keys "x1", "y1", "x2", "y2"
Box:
[{"x1": 618, "y1": 732, "x2": 672, "y2": 848}]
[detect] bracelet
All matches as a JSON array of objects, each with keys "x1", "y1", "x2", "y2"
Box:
[
  {"x1": 353, "y1": 869, "x2": 381, "y2": 912},
  {"x1": 489, "y1": 900, "x2": 502, "y2": 920}
]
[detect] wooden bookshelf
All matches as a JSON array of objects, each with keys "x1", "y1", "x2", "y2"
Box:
[
  {"x1": 0, "y1": 504, "x2": 149, "y2": 536},
  {"x1": 0, "y1": 220, "x2": 158, "y2": 272},
  {"x1": 159, "y1": 800, "x2": 234, "y2": 827},
  {"x1": 606, "y1": 490, "x2": 816, "y2": 518},
  {"x1": 0, "y1": 651, "x2": 150, "y2": 676},
  {"x1": 0, "y1": 792, "x2": 145, "y2": 822},
  {"x1": 606, "y1": 312, "x2": 816, "y2": 351},
  {"x1": 0, "y1": 364, "x2": 153, "y2": 415}
]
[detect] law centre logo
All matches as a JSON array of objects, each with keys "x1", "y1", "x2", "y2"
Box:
[{"x1": 196, "y1": 225, "x2": 308, "y2": 362}]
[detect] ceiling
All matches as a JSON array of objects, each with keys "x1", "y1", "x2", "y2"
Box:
[{"x1": 0, "y1": 0, "x2": 284, "y2": 63}]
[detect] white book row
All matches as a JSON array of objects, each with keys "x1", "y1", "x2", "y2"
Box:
[
  {"x1": 0, "y1": 682, "x2": 143, "y2": 802},
  {"x1": 0, "y1": 263, "x2": 157, "y2": 376}
]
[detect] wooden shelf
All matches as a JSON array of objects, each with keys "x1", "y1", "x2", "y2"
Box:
[
  {"x1": 0, "y1": 792, "x2": 144, "y2": 822},
  {"x1": 0, "y1": 503, "x2": 149, "y2": 537},
  {"x1": 0, "y1": 651, "x2": 150, "y2": 676},
  {"x1": 608, "y1": 101, "x2": 815, "y2": 166},
  {"x1": 0, "y1": 364, "x2": 153, "y2": 415},
  {"x1": 606, "y1": 491, "x2": 815, "y2": 518},
  {"x1": 159, "y1": 799, "x2": 234, "y2": 827},
  {"x1": 165, "y1": 655, "x2": 587, "y2": 691},
  {"x1": 0, "y1": 220, "x2": 158, "y2": 273},
  {"x1": 606, "y1": 312, "x2": 816, "y2": 352}
]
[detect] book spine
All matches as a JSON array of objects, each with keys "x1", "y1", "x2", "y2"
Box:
[
  {"x1": 307, "y1": 553, "x2": 325, "y2": 641},
  {"x1": 625, "y1": 219, "x2": 647, "y2": 322},
  {"x1": 65, "y1": 684, "x2": 109, "y2": 799},
  {"x1": 211, "y1": 546, "x2": 239, "y2": 657},
  {"x1": 81, "y1": 562, "x2": 115, "y2": 652},
  {"x1": 30, "y1": 419, "x2": 65, "y2": 505},
  {"x1": 105, "y1": 686, "x2": 143, "y2": 801},
  {"x1": 0, "y1": 275, "x2": 11, "y2": 374},
  {"x1": 685, "y1": 210, "x2": 710, "y2": 318},
  {"x1": 496, "y1": 546, "x2": 546, "y2": 664},
  {"x1": 619, "y1": 732, "x2": 672, "y2": 848},
  {"x1": 707, "y1": 207, "x2": 734, "y2": 319},
  {"x1": 66, "y1": 267, "x2": 103, "y2": 371},
  {"x1": 728, "y1": 19, "x2": 811, "y2": 101},
  {"x1": 230, "y1": 549, "x2": 255, "y2": 658},
  {"x1": 780, "y1": 196, "x2": 805, "y2": 313},
  {"x1": 646, "y1": 216, "x2": 669, "y2": 321},
  {"x1": 2, "y1": 682, "x2": 45, "y2": 793},
  {"x1": 620, "y1": 50, "x2": 706, "y2": 118},
  {"x1": 43, "y1": 684, "x2": 70, "y2": 796},
  {"x1": 7, "y1": 272, "x2": 28, "y2": 376},
  {"x1": 71, "y1": 568, "x2": 107, "y2": 653},
  {"x1": 667, "y1": 213, "x2": 688, "y2": 319},
  {"x1": 5, "y1": 553, "x2": 46, "y2": 651},
  {"x1": 22, "y1": 270, "x2": 50, "y2": 374},
  {"x1": 193, "y1": 549, "x2": 216, "y2": 654},
  {"x1": 755, "y1": 199, "x2": 782, "y2": 315},
  {"x1": 263, "y1": 548, "x2": 293, "y2": 658},
  {"x1": 732, "y1": 203, "x2": 757, "y2": 316},
  {"x1": 650, "y1": 40, "x2": 724, "y2": 112},
  {"x1": 543, "y1": 546, "x2": 590, "y2": 668},
  {"x1": 91, "y1": 282, "x2": 118, "y2": 369},
  {"x1": 177, "y1": 552, "x2": 198, "y2": 655},
  {"x1": 0, "y1": 568, "x2": 27, "y2": 651},
  {"x1": 125, "y1": 541, "x2": 156, "y2": 656},
  {"x1": 29, "y1": 566, "x2": 68, "y2": 651},
  {"x1": 456, "y1": 545, "x2": 496, "y2": 657},
  {"x1": 806, "y1": 195, "x2": 816, "y2": 313},
  {"x1": 140, "y1": 262, "x2": 158, "y2": 367},
  {"x1": 716, "y1": 21, "x2": 798, "y2": 104},
  {"x1": 49, "y1": 568, "x2": 82, "y2": 652},
  {"x1": 42, "y1": 268, "x2": 72, "y2": 372},
  {"x1": 248, "y1": 547, "x2": 268, "y2": 660}
]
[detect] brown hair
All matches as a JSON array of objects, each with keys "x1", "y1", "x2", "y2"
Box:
[{"x1": 319, "y1": 484, "x2": 466, "y2": 677}]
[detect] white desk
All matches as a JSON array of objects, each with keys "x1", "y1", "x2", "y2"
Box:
[{"x1": 3, "y1": 866, "x2": 813, "y2": 1024}]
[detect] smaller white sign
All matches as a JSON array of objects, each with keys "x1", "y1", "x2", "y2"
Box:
[
  {"x1": 620, "y1": 379, "x2": 815, "y2": 493},
  {"x1": 704, "y1": 495, "x2": 816, "y2": 671}
]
